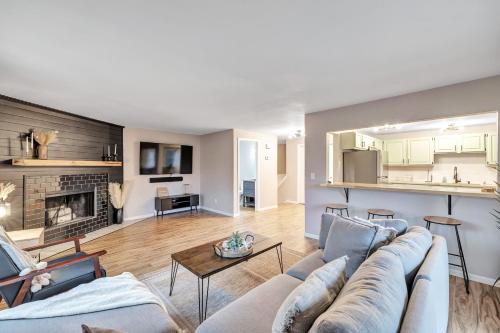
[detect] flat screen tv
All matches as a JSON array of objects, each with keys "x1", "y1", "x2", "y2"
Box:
[{"x1": 140, "y1": 142, "x2": 193, "y2": 175}]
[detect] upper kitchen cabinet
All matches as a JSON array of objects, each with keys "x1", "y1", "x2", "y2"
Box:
[
  {"x1": 460, "y1": 133, "x2": 485, "y2": 153},
  {"x1": 434, "y1": 133, "x2": 486, "y2": 153},
  {"x1": 486, "y1": 134, "x2": 498, "y2": 165},
  {"x1": 340, "y1": 132, "x2": 378, "y2": 150},
  {"x1": 407, "y1": 138, "x2": 434, "y2": 165},
  {"x1": 384, "y1": 139, "x2": 407, "y2": 165},
  {"x1": 434, "y1": 135, "x2": 458, "y2": 153}
]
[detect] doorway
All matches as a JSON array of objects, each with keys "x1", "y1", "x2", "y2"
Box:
[{"x1": 238, "y1": 139, "x2": 258, "y2": 211}]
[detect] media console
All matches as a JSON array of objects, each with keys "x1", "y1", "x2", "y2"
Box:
[{"x1": 155, "y1": 193, "x2": 200, "y2": 216}]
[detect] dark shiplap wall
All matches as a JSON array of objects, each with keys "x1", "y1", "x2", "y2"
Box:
[{"x1": 0, "y1": 96, "x2": 124, "y2": 231}]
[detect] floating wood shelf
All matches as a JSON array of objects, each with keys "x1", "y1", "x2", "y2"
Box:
[{"x1": 11, "y1": 159, "x2": 123, "y2": 167}]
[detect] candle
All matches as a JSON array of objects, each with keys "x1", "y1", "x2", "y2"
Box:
[
  {"x1": 114, "y1": 144, "x2": 117, "y2": 155},
  {"x1": 30, "y1": 132, "x2": 33, "y2": 149},
  {"x1": 108, "y1": 145, "x2": 110, "y2": 156},
  {"x1": 26, "y1": 136, "x2": 29, "y2": 154}
]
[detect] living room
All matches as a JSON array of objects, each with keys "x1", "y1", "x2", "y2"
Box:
[{"x1": 0, "y1": 2, "x2": 499, "y2": 333}]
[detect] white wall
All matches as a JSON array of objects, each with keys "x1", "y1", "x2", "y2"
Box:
[
  {"x1": 123, "y1": 128, "x2": 201, "y2": 220},
  {"x1": 278, "y1": 137, "x2": 305, "y2": 203},
  {"x1": 305, "y1": 75, "x2": 500, "y2": 283}
]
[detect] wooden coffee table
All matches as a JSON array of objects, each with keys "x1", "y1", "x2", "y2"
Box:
[{"x1": 169, "y1": 232, "x2": 283, "y2": 323}]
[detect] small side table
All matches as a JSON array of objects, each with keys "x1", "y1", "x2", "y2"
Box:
[{"x1": 7, "y1": 228, "x2": 44, "y2": 249}]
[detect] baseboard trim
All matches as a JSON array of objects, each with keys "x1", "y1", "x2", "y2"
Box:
[
  {"x1": 304, "y1": 232, "x2": 319, "y2": 240},
  {"x1": 200, "y1": 206, "x2": 237, "y2": 217},
  {"x1": 124, "y1": 212, "x2": 155, "y2": 221},
  {"x1": 256, "y1": 205, "x2": 278, "y2": 212},
  {"x1": 449, "y1": 268, "x2": 498, "y2": 286},
  {"x1": 124, "y1": 206, "x2": 195, "y2": 221},
  {"x1": 283, "y1": 200, "x2": 298, "y2": 204}
]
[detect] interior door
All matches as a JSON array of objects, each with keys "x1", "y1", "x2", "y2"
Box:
[{"x1": 297, "y1": 144, "x2": 305, "y2": 204}]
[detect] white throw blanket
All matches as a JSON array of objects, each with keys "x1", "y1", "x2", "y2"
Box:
[{"x1": 0, "y1": 272, "x2": 165, "y2": 320}]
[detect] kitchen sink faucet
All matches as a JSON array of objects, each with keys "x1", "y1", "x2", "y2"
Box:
[{"x1": 453, "y1": 166, "x2": 461, "y2": 183}]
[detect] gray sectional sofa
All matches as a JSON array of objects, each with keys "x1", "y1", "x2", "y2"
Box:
[{"x1": 196, "y1": 214, "x2": 449, "y2": 333}]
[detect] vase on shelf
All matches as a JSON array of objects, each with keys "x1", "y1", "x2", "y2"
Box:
[{"x1": 37, "y1": 145, "x2": 48, "y2": 160}]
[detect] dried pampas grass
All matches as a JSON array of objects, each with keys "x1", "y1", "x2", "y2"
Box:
[
  {"x1": 33, "y1": 130, "x2": 58, "y2": 145},
  {"x1": 0, "y1": 182, "x2": 15, "y2": 201},
  {"x1": 109, "y1": 182, "x2": 130, "y2": 209}
]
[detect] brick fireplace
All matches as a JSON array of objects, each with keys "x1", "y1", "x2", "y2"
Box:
[{"x1": 24, "y1": 173, "x2": 109, "y2": 242}]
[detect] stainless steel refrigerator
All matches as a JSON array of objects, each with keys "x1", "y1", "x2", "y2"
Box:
[{"x1": 343, "y1": 150, "x2": 386, "y2": 183}]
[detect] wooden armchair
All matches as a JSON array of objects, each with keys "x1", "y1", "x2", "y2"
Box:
[{"x1": 0, "y1": 235, "x2": 107, "y2": 307}]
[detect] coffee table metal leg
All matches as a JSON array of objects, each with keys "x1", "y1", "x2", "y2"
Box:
[
  {"x1": 169, "y1": 260, "x2": 179, "y2": 296},
  {"x1": 198, "y1": 277, "x2": 210, "y2": 323},
  {"x1": 276, "y1": 245, "x2": 284, "y2": 273}
]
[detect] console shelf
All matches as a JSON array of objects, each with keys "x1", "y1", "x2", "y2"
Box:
[{"x1": 11, "y1": 159, "x2": 123, "y2": 167}]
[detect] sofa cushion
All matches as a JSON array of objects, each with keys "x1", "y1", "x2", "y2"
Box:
[
  {"x1": 0, "y1": 303, "x2": 180, "y2": 333},
  {"x1": 379, "y1": 226, "x2": 432, "y2": 287},
  {"x1": 272, "y1": 256, "x2": 347, "y2": 333},
  {"x1": 406, "y1": 235, "x2": 449, "y2": 333},
  {"x1": 399, "y1": 279, "x2": 438, "y2": 333},
  {"x1": 196, "y1": 274, "x2": 302, "y2": 333},
  {"x1": 286, "y1": 249, "x2": 325, "y2": 281},
  {"x1": 370, "y1": 218, "x2": 408, "y2": 236},
  {"x1": 310, "y1": 250, "x2": 408, "y2": 333},
  {"x1": 319, "y1": 213, "x2": 335, "y2": 249},
  {"x1": 322, "y1": 215, "x2": 380, "y2": 277}
]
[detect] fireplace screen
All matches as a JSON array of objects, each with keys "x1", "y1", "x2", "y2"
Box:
[{"x1": 45, "y1": 189, "x2": 96, "y2": 228}]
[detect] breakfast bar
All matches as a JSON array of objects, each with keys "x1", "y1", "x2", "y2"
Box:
[{"x1": 321, "y1": 182, "x2": 496, "y2": 215}]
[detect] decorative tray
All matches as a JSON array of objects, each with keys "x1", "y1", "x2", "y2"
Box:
[{"x1": 213, "y1": 234, "x2": 255, "y2": 258}]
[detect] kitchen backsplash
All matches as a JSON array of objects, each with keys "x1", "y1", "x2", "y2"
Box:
[{"x1": 385, "y1": 153, "x2": 496, "y2": 185}]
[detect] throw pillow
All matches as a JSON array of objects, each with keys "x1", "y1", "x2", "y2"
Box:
[
  {"x1": 319, "y1": 213, "x2": 335, "y2": 249},
  {"x1": 352, "y1": 216, "x2": 398, "y2": 253},
  {"x1": 82, "y1": 325, "x2": 123, "y2": 333},
  {"x1": 272, "y1": 256, "x2": 348, "y2": 333},
  {"x1": 379, "y1": 226, "x2": 432, "y2": 286},
  {"x1": 322, "y1": 215, "x2": 388, "y2": 277},
  {"x1": 310, "y1": 250, "x2": 408, "y2": 333},
  {"x1": 370, "y1": 218, "x2": 408, "y2": 236}
]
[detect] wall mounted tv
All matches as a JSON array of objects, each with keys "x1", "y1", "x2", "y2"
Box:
[{"x1": 140, "y1": 142, "x2": 193, "y2": 175}]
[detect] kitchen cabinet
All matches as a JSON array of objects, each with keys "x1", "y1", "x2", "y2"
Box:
[
  {"x1": 486, "y1": 134, "x2": 498, "y2": 165},
  {"x1": 434, "y1": 135, "x2": 459, "y2": 153},
  {"x1": 434, "y1": 133, "x2": 486, "y2": 153},
  {"x1": 460, "y1": 133, "x2": 485, "y2": 153},
  {"x1": 407, "y1": 138, "x2": 434, "y2": 165},
  {"x1": 373, "y1": 138, "x2": 383, "y2": 151},
  {"x1": 340, "y1": 132, "x2": 377, "y2": 150},
  {"x1": 384, "y1": 140, "x2": 407, "y2": 165}
]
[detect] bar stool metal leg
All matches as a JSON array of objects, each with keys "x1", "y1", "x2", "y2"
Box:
[
  {"x1": 345, "y1": 208, "x2": 349, "y2": 217},
  {"x1": 454, "y1": 225, "x2": 470, "y2": 294}
]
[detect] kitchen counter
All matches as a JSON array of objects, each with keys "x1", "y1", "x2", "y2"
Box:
[{"x1": 320, "y1": 182, "x2": 496, "y2": 199}]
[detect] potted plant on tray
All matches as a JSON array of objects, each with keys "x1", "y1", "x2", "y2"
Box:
[{"x1": 108, "y1": 182, "x2": 130, "y2": 224}]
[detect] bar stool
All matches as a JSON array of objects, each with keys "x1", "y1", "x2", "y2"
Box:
[
  {"x1": 325, "y1": 203, "x2": 349, "y2": 217},
  {"x1": 367, "y1": 208, "x2": 394, "y2": 219},
  {"x1": 424, "y1": 216, "x2": 470, "y2": 294}
]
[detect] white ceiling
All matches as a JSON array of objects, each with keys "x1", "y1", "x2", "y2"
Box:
[{"x1": 1, "y1": 1, "x2": 500, "y2": 137}]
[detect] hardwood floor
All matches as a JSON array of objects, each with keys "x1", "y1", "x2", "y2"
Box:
[{"x1": 2, "y1": 204, "x2": 499, "y2": 332}]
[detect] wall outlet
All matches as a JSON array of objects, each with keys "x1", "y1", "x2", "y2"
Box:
[{"x1": 310, "y1": 172, "x2": 316, "y2": 180}]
